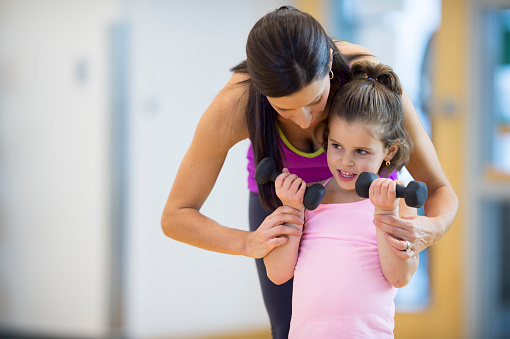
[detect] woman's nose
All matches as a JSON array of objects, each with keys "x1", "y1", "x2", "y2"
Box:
[{"x1": 293, "y1": 107, "x2": 312, "y2": 129}]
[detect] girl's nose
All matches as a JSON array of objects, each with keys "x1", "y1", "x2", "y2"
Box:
[{"x1": 341, "y1": 154, "x2": 355, "y2": 167}]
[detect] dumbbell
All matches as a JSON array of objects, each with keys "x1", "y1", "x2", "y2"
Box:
[
  {"x1": 355, "y1": 172, "x2": 428, "y2": 208},
  {"x1": 255, "y1": 157, "x2": 325, "y2": 210}
]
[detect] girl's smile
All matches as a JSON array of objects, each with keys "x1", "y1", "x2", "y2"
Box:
[{"x1": 337, "y1": 169, "x2": 357, "y2": 182}]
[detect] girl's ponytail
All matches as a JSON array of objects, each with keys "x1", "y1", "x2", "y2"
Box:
[{"x1": 351, "y1": 62, "x2": 403, "y2": 96}]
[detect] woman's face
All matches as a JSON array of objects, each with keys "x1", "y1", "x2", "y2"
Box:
[{"x1": 266, "y1": 74, "x2": 330, "y2": 129}]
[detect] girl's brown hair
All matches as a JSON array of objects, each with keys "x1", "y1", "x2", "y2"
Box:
[{"x1": 315, "y1": 61, "x2": 412, "y2": 175}]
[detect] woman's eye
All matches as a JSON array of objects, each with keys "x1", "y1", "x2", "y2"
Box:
[{"x1": 310, "y1": 96, "x2": 322, "y2": 106}]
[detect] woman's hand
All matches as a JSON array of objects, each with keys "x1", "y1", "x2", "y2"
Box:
[
  {"x1": 374, "y1": 214, "x2": 442, "y2": 259},
  {"x1": 246, "y1": 205, "x2": 304, "y2": 259},
  {"x1": 274, "y1": 168, "x2": 306, "y2": 210}
]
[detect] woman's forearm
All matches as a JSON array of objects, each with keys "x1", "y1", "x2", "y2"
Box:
[
  {"x1": 162, "y1": 206, "x2": 251, "y2": 256},
  {"x1": 422, "y1": 183, "x2": 459, "y2": 245},
  {"x1": 162, "y1": 204, "x2": 304, "y2": 258}
]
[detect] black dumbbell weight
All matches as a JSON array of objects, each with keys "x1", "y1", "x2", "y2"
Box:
[
  {"x1": 355, "y1": 172, "x2": 428, "y2": 208},
  {"x1": 255, "y1": 157, "x2": 325, "y2": 210}
]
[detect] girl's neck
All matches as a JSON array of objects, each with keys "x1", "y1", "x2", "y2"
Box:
[{"x1": 320, "y1": 177, "x2": 366, "y2": 205}]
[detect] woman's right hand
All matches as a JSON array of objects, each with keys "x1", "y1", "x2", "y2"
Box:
[{"x1": 246, "y1": 205, "x2": 304, "y2": 258}]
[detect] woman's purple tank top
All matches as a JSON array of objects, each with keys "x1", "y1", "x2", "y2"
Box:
[{"x1": 247, "y1": 127, "x2": 397, "y2": 193}]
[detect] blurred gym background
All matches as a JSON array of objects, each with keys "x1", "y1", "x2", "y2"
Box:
[{"x1": 0, "y1": 0, "x2": 508, "y2": 338}]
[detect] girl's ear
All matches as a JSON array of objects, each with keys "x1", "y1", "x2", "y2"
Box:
[{"x1": 384, "y1": 144, "x2": 399, "y2": 161}]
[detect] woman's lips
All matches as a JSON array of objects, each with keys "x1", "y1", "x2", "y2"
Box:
[
  {"x1": 310, "y1": 113, "x2": 321, "y2": 126},
  {"x1": 337, "y1": 170, "x2": 357, "y2": 182}
]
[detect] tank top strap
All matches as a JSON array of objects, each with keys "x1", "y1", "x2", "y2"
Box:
[{"x1": 276, "y1": 124, "x2": 325, "y2": 158}]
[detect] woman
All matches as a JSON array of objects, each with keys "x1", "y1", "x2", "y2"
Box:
[{"x1": 161, "y1": 6, "x2": 458, "y2": 339}]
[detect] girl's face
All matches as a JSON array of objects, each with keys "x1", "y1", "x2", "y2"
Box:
[
  {"x1": 327, "y1": 116, "x2": 398, "y2": 191},
  {"x1": 266, "y1": 74, "x2": 330, "y2": 129}
]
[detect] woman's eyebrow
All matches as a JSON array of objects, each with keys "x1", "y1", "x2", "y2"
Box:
[{"x1": 274, "y1": 94, "x2": 323, "y2": 111}]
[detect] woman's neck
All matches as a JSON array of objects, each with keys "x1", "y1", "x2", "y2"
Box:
[
  {"x1": 276, "y1": 105, "x2": 330, "y2": 154},
  {"x1": 277, "y1": 119, "x2": 319, "y2": 153}
]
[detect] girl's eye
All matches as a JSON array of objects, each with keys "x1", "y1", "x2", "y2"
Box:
[
  {"x1": 357, "y1": 149, "x2": 368, "y2": 155},
  {"x1": 331, "y1": 143, "x2": 342, "y2": 150}
]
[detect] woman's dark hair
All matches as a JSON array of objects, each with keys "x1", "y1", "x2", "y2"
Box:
[
  {"x1": 231, "y1": 6, "x2": 360, "y2": 210},
  {"x1": 315, "y1": 61, "x2": 413, "y2": 175}
]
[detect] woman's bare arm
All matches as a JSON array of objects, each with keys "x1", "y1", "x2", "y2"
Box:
[
  {"x1": 374, "y1": 88, "x2": 458, "y2": 258},
  {"x1": 161, "y1": 73, "x2": 303, "y2": 258}
]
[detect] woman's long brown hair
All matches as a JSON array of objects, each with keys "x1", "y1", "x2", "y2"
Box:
[{"x1": 231, "y1": 6, "x2": 361, "y2": 210}]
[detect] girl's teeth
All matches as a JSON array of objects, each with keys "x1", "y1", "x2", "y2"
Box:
[{"x1": 339, "y1": 171, "x2": 355, "y2": 178}]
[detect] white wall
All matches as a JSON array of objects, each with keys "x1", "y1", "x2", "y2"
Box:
[
  {"x1": 0, "y1": 1, "x2": 295, "y2": 338},
  {"x1": 123, "y1": 1, "x2": 290, "y2": 338},
  {"x1": 0, "y1": 0, "x2": 120, "y2": 337}
]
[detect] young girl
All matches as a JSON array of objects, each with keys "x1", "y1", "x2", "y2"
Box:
[{"x1": 264, "y1": 61, "x2": 420, "y2": 338}]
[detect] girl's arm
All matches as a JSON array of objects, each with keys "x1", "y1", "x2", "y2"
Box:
[
  {"x1": 337, "y1": 41, "x2": 459, "y2": 258},
  {"x1": 263, "y1": 221, "x2": 303, "y2": 285},
  {"x1": 264, "y1": 169, "x2": 306, "y2": 285},
  {"x1": 370, "y1": 179, "x2": 419, "y2": 288},
  {"x1": 161, "y1": 73, "x2": 303, "y2": 258}
]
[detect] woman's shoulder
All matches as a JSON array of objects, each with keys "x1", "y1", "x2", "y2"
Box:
[
  {"x1": 200, "y1": 72, "x2": 250, "y2": 143},
  {"x1": 334, "y1": 40, "x2": 379, "y2": 64}
]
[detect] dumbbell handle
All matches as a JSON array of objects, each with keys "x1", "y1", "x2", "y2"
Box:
[
  {"x1": 255, "y1": 157, "x2": 325, "y2": 210},
  {"x1": 355, "y1": 172, "x2": 428, "y2": 208}
]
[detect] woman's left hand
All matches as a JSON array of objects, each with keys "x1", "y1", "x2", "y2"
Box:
[{"x1": 373, "y1": 214, "x2": 442, "y2": 259}]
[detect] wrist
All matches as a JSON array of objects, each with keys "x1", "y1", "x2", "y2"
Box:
[
  {"x1": 282, "y1": 201, "x2": 304, "y2": 211},
  {"x1": 240, "y1": 230, "x2": 255, "y2": 258},
  {"x1": 374, "y1": 207, "x2": 398, "y2": 216},
  {"x1": 427, "y1": 215, "x2": 448, "y2": 246}
]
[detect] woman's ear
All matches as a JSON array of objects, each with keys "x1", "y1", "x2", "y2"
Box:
[
  {"x1": 384, "y1": 144, "x2": 399, "y2": 161},
  {"x1": 329, "y1": 48, "x2": 333, "y2": 67}
]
